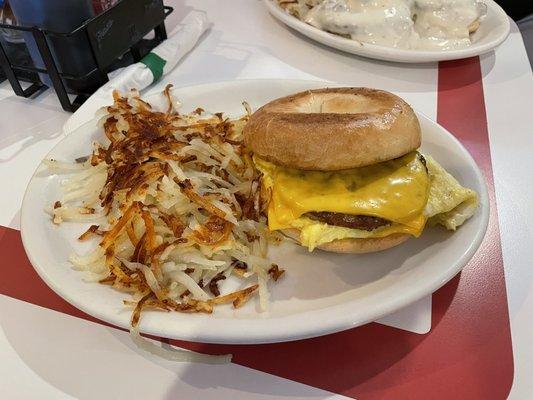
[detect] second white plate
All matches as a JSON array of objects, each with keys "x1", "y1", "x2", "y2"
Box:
[
  {"x1": 263, "y1": 0, "x2": 510, "y2": 63},
  {"x1": 21, "y1": 79, "x2": 489, "y2": 344}
]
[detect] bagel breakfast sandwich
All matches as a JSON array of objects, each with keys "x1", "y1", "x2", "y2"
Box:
[{"x1": 244, "y1": 88, "x2": 479, "y2": 253}]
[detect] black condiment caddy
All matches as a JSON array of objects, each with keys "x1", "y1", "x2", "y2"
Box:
[{"x1": 0, "y1": 0, "x2": 173, "y2": 112}]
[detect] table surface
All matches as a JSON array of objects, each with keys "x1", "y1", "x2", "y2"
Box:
[{"x1": 1, "y1": 1, "x2": 532, "y2": 399}]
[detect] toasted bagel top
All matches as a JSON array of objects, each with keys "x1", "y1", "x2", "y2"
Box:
[{"x1": 244, "y1": 87, "x2": 421, "y2": 170}]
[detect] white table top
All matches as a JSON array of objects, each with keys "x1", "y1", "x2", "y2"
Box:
[{"x1": 0, "y1": 1, "x2": 532, "y2": 399}]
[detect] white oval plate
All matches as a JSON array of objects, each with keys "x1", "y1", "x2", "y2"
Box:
[
  {"x1": 264, "y1": 0, "x2": 510, "y2": 63},
  {"x1": 21, "y1": 79, "x2": 489, "y2": 344}
]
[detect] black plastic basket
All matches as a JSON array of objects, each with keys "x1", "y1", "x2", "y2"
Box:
[{"x1": 0, "y1": 0, "x2": 173, "y2": 112}]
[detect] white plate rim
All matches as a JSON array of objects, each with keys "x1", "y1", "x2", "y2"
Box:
[
  {"x1": 20, "y1": 79, "x2": 490, "y2": 344},
  {"x1": 263, "y1": 0, "x2": 511, "y2": 63}
]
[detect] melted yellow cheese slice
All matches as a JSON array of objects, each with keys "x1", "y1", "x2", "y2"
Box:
[{"x1": 256, "y1": 152, "x2": 430, "y2": 232}]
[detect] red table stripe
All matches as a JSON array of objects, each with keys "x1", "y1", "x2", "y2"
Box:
[{"x1": 0, "y1": 57, "x2": 514, "y2": 399}]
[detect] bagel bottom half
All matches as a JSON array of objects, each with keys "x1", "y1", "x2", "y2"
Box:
[{"x1": 282, "y1": 229, "x2": 411, "y2": 254}]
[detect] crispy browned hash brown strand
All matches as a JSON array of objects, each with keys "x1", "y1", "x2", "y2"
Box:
[{"x1": 46, "y1": 86, "x2": 284, "y2": 329}]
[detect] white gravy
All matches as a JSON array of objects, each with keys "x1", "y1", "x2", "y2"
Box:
[{"x1": 300, "y1": 0, "x2": 487, "y2": 50}]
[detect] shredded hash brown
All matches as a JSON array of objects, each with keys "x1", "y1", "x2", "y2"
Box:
[{"x1": 47, "y1": 85, "x2": 284, "y2": 329}]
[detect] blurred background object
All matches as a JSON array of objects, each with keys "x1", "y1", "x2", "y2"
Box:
[
  {"x1": 92, "y1": 0, "x2": 119, "y2": 15},
  {"x1": 8, "y1": 0, "x2": 97, "y2": 92},
  {"x1": 499, "y1": 1, "x2": 532, "y2": 21},
  {"x1": 0, "y1": 0, "x2": 38, "y2": 83},
  {"x1": 0, "y1": 0, "x2": 23, "y2": 43}
]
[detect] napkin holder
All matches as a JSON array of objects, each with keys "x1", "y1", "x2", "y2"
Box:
[{"x1": 0, "y1": 0, "x2": 173, "y2": 112}]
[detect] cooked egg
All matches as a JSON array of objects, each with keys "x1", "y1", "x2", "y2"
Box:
[{"x1": 424, "y1": 155, "x2": 478, "y2": 230}]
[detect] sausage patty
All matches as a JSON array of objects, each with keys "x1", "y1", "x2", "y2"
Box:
[{"x1": 305, "y1": 211, "x2": 391, "y2": 231}]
